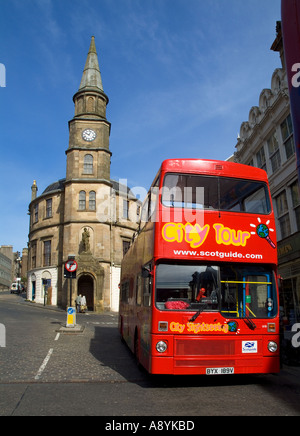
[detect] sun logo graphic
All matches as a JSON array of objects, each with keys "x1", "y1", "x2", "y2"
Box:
[{"x1": 250, "y1": 217, "x2": 276, "y2": 249}]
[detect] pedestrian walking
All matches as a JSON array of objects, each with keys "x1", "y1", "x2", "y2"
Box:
[
  {"x1": 75, "y1": 294, "x2": 82, "y2": 313},
  {"x1": 81, "y1": 295, "x2": 87, "y2": 313}
]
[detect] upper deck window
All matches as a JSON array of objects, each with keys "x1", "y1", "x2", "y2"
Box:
[{"x1": 162, "y1": 174, "x2": 271, "y2": 214}]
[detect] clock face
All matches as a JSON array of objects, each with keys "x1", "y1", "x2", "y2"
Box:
[{"x1": 82, "y1": 129, "x2": 96, "y2": 142}]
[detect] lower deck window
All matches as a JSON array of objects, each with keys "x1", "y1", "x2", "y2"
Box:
[{"x1": 155, "y1": 263, "x2": 277, "y2": 318}]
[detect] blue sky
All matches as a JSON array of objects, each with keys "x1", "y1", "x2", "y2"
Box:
[{"x1": 0, "y1": 0, "x2": 282, "y2": 253}]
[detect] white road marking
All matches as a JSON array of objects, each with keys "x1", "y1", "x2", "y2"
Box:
[{"x1": 34, "y1": 348, "x2": 53, "y2": 380}]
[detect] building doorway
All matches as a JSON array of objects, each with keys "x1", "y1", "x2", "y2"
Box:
[
  {"x1": 78, "y1": 274, "x2": 94, "y2": 311},
  {"x1": 32, "y1": 280, "x2": 36, "y2": 301},
  {"x1": 42, "y1": 278, "x2": 51, "y2": 306}
]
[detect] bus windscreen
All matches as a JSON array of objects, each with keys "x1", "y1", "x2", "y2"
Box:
[{"x1": 155, "y1": 263, "x2": 277, "y2": 319}]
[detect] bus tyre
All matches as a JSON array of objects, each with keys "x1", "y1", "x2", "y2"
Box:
[
  {"x1": 119, "y1": 317, "x2": 125, "y2": 343},
  {"x1": 134, "y1": 330, "x2": 141, "y2": 367}
]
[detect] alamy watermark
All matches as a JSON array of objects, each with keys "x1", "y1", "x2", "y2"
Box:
[
  {"x1": 0, "y1": 323, "x2": 6, "y2": 347},
  {"x1": 292, "y1": 63, "x2": 300, "y2": 88},
  {"x1": 95, "y1": 178, "x2": 204, "y2": 226},
  {"x1": 0, "y1": 63, "x2": 6, "y2": 87},
  {"x1": 291, "y1": 323, "x2": 300, "y2": 349}
]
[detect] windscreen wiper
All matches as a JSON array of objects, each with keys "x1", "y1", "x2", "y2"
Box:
[
  {"x1": 189, "y1": 304, "x2": 207, "y2": 323},
  {"x1": 243, "y1": 314, "x2": 257, "y2": 330}
]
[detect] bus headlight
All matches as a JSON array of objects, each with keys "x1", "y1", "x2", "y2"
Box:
[
  {"x1": 268, "y1": 341, "x2": 278, "y2": 353},
  {"x1": 156, "y1": 341, "x2": 168, "y2": 353}
]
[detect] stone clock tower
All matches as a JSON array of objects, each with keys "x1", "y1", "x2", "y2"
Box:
[
  {"x1": 27, "y1": 37, "x2": 139, "y2": 313},
  {"x1": 63, "y1": 36, "x2": 114, "y2": 311}
]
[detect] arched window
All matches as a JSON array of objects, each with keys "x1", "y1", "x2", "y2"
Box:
[
  {"x1": 83, "y1": 154, "x2": 93, "y2": 174},
  {"x1": 89, "y1": 191, "x2": 96, "y2": 210},
  {"x1": 87, "y1": 97, "x2": 95, "y2": 112},
  {"x1": 79, "y1": 191, "x2": 86, "y2": 210}
]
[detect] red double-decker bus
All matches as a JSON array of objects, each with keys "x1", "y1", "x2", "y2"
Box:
[{"x1": 119, "y1": 159, "x2": 280, "y2": 375}]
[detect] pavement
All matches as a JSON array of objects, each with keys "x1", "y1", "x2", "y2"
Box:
[{"x1": 20, "y1": 296, "x2": 69, "y2": 313}]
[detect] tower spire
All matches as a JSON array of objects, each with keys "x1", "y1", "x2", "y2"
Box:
[
  {"x1": 79, "y1": 36, "x2": 103, "y2": 91},
  {"x1": 72, "y1": 36, "x2": 109, "y2": 119}
]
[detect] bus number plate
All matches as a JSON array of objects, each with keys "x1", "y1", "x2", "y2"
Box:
[{"x1": 206, "y1": 367, "x2": 234, "y2": 375}]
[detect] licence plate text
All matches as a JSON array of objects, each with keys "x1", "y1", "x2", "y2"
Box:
[{"x1": 206, "y1": 367, "x2": 234, "y2": 375}]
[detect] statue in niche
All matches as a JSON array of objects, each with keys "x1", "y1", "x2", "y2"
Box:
[{"x1": 81, "y1": 227, "x2": 91, "y2": 253}]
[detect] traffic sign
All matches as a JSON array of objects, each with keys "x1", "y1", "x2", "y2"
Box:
[
  {"x1": 66, "y1": 307, "x2": 76, "y2": 327},
  {"x1": 65, "y1": 260, "x2": 78, "y2": 272}
]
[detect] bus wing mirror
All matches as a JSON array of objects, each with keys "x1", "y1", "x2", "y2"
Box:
[{"x1": 142, "y1": 267, "x2": 152, "y2": 278}]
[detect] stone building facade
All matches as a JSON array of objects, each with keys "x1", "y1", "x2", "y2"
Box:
[
  {"x1": 0, "y1": 246, "x2": 13, "y2": 291},
  {"x1": 27, "y1": 37, "x2": 139, "y2": 312},
  {"x1": 234, "y1": 23, "x2": 300, "y2": 339}
]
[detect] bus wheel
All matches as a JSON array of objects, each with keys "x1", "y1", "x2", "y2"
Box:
[
  {"x1": 119, "y1": 317, "x2": 125, "y2": 342},
  {"x1": 134, "y1": 329, "x2": 140, "y2": 364}
]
